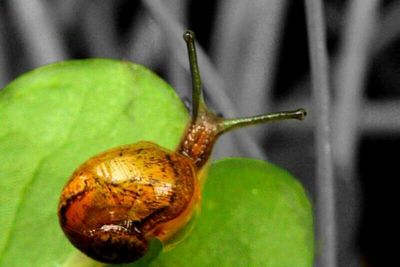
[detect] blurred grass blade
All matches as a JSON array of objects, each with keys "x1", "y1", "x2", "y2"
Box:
[
  {"x1": 8, "y1": 0, "x2": 66, "y2": 66},
  {"x1": 304, "y1": 0, "x2": 336, "y2": 266},
  {"x1": 333, "y1": 0, "x2": 379, "y2": 177}
]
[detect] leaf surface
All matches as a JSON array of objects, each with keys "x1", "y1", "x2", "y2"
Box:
[
  {"x1": 0, "y1": 59, "x2": 188, "y2": 266},
  {"x1": 148, "y1": 158, "x2": 314, "y2": 267},
  {"x1": 0, "y1": 60, "x2": 313, "y2": 267}
]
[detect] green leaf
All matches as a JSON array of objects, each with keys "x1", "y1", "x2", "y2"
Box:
[
  {"x1": 0, "y1": 59, "x2": 313, "y2": 267},
  {"x1": 148, "y1": 158, "x2": 314, "y2": 267},
  {"x1": 0, "y1": 59, "x2": 188, "y2": 266}
]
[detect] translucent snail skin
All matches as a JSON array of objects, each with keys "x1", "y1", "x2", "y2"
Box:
[{"x1": 58, "y1": 30, "x2": 306, "y2": 264}]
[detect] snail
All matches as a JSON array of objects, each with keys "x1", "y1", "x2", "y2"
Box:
[{"x1": 58, "y1": 30, "x2": 306, "y2": 264}]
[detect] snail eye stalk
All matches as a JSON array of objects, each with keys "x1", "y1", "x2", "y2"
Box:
[{"x1": 183, "y1": 30, "x2": 206, "y2": 122}]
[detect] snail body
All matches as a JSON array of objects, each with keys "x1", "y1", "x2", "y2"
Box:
[{"x1": 58, "y1": 31, "x2": 306, "y2": 264}]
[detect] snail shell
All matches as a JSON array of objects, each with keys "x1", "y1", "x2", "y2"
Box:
[{"x1": 58, "y1": 141, "x2": 199, "y2": 263}]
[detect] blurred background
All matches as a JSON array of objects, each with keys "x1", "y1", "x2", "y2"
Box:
[{"x1": 1, "y1": 0, "x2": 399, "y2": 266}]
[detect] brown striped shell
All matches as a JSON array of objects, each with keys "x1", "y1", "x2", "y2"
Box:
[{"x1": 58, "y1": 141, "x2": 200, "y2": 263}]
